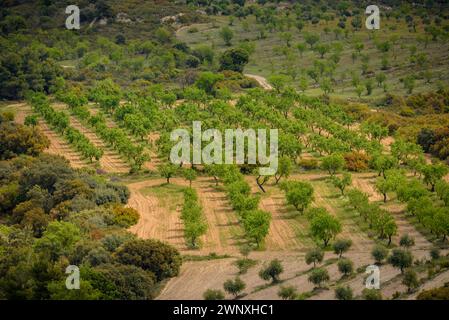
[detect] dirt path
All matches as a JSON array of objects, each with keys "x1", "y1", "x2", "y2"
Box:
[
  {"x1": 351, "y1": 172, "x2": 383, "y2": 202},
  {"x1": 196, "y1": 178, "x2": 243, "y2": 254},
  {"x1": 311, "y1": 179, "x2": 375, "y2": 252},
  {"x1": 244, "y1": 74, "x2": 273, "y2": 90},
  {"x1": 246, "y1": 177, "x2": 310, "y2": 251}
]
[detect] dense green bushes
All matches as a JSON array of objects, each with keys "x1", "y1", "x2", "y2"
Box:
[
  {"x1": 0, "y1": 112, "x2": 49, "y2": 160},
  {"x1": 0, "y1": 147, "x2": 180, "y2": 299}
]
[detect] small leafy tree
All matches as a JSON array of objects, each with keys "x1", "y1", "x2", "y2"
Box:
[
  {"x1": 371, "y1": 245, "x2": 389, "y2": 264},
  {"x1": 310, "y1": 211, "x2": 342, "y2": 246},
  {"x1": 242, "y1": 209, "x2": 271, "y2": 247},
  {"x1": 375, "y1": 177, "x2": 394, "y2": 203},
  {"x1": 223, "y1": 277, "x2": 246, "y2": 298},
  {"x1": 337, "y1": 258, "x2": 354, "y2": 277},
  {"x1": 305, "y1": 248, "x2": 324, "y2": 268},
  {"x1": 321, "y1": 154, "x2": 345, "y2": 176},
  {"x1": 331, "y1": 173, "x2": 352, "y2": 195},
  {"x1": 283, "y1": 181, "x2": 314, "y2": 213},
  {"x1": 308, "y1": 268, "x2": 329, "y2": 288},
  {"x1": 402, "y1": 269, "x2": 419, "y2": 292},
  {"x1": 304, "y1": 33, "x2": 319, "y2": 48},
  {"x1": 333, "y1": 239, "x2": 352, "y2": 258},
  {"x1": 275, "y1": 156, "x2": 292, "y2": 184},
  {"x1": 422, "y1": 164, "x2": 449, "y2": 192},
  {"x1": 259, "y1": 259, "x2": 283, "y2": 284},
  {"x1": 403, "y1": 75, "x2": 415, "y2": 94},
  {"x1": 347, "y1": 189, "x2": 369, "y2": 211},
  {"x1": 158, "y1": 163, "x2": 178, "y2": 184},
  {"x1": 399, "y1": 234, "x2": 415, "y2": 248},
  {"x1": 183, "y1": 168, "x2": 197, "y2": 188},
  {"x1": 388, "y1": 249, "x2": 413, "y2": 273},
  {"x1": 220, "y1": 26, "x2": 234, "y2": 46}
]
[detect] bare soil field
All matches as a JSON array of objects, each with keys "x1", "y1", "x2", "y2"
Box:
[
  {"x1": 246, "y1": 177, "x2": 312, "y2": 251},
  {"x1": 127, "y1": 177, "x2": 244, "y2": 255},
  {"x1": 153, "y1": 172, "x2": 441, "y2": 300},
  {"x1": 127, "y1": 178, "x2": 187, "y2": 251}
]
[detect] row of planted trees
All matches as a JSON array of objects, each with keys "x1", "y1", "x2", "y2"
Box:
[
  {"x1": 215, "y1": 165, "x2": 272, "y2": 248},
  {"x1": 28, "y1": 93, "x2": 103, "y2": 162},
  {"x1": 181, "y1": 188, "x2": 208, "y2": 248},
  {"x1": 57, "y1": 88, "x2": 149, "y2": 172}
]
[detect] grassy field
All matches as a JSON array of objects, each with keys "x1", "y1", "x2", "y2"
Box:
[{"x1": 177, "y1": 14, "x2": 449, "y2": 102}]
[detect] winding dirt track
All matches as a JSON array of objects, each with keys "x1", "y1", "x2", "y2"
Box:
[{"x1": 244, "y1": 74, "x2": 273, "y2": 90}]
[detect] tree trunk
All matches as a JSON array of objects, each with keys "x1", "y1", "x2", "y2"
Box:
[
  {"x1": 275, "y1": 174, "x2": 281, "y2": 184},
  {"x1": 383, "y1": 193, "x2": 387, "y2": 203},
  {"x1": 256, "y1": 175, "x2": 267, "y2": 193}
]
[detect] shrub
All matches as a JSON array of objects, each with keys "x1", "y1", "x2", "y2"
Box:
[
  {"x1": 344, "y1": 151, "x2": 370, "y2": 171},
  {"x1": 114, "y1": 239, "x2": 181, "y2": 281},
  {"x1": 110, "y1": 205, "x2": 139, "y2": 227},
  {"x1": 203, "y1": 289, "x2": 225, "y2": 300},
  {"x1": 337, "y1": 258, "x2": 354, "y2": 276},
  {"x1": 308, "y1": 268, "x2": 330, "y2": 288},
  {"x1": 371, "y1": 245, "x2": 389, "y2": 264},
  {"x1": 362, "y1": 288, "x2": 382, "y2": 300},
  {"x1": 298, "y1": 158, "x2": 319, "y2": 170},
  {"x1": 335, "y1": 286, "x2": 353, "y2": 300},
  {"x1": 430, "y1": 247, "x2": 440, "y2": 260},
  {"x1": 278, "y1": 286, "x2": 298, "y2": 300},
  {"x1": 417, "y1": 283, "x2": 449, "y2": 300}
]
